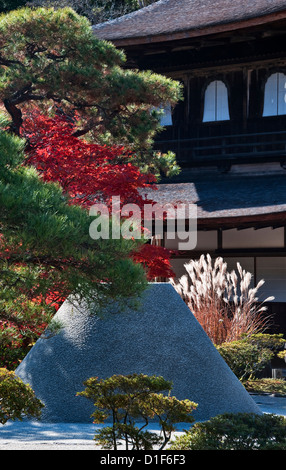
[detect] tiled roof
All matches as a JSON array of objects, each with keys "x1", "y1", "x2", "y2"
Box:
[
  {"x1": 93, "y1": 0, "x2": 286, "y2": 45},
  {"x1": 141, "y1": 171, "x2": 286, "y2": 228}
]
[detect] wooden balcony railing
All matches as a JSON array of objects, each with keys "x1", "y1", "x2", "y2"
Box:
[{"x1": 154, "y1": 129, "x2": 286, "y2": 167}]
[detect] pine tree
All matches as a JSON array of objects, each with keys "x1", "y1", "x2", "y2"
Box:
[
  {"x1": 0, "y1": 7, "x2": 180, "y2": 367},
  {"x1": 0, "y1": 114, "x2": 148, "y2": 367},
  {"x1": 0, "y1": 6, "x2": 181, "y2": 175}
]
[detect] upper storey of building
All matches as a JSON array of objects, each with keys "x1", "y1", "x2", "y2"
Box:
[{"x1": 93, "y1": 0, "x2": 286, "y2": 172}]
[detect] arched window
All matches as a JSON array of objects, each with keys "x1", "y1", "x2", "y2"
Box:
[
  {"x1": 203, "y1": 80, "x2": 230, "y2": 122},
  {"x1": 263, "y1": 72, "x2": 286, "y2": 116}
]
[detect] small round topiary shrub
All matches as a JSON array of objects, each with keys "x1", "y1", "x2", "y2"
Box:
[
  {"x1": 0, "y1": 368, "x2": 44, "y2": 424},
  {"x1": 170, "y1": 412, "x2": 286, "y2": 450}
]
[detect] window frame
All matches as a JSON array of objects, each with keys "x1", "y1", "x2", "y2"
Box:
[
  {"x1": 263, "y1": 72, "x2": 286, "y2": 117},
  {"x1": 202, "y1": 79, "x2": 230, "y2": 123}
]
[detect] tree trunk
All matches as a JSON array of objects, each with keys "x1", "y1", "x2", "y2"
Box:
[{"x1": 4, "y1": 99, "x2": 23, "y2": 136}]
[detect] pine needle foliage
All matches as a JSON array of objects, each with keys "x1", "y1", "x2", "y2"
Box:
[
  {"x1": 0, "y1": 367, "x2": 44, "y2": 423},
  {"x1": 0, "y1": 6, "x2": 182, "y2": 175},
  {"x1": 0, "y1": 116, "x2": 148, "y2": 367},
  {"x1": 78, "y1": 373, "x2": 197, "y2": 450}
]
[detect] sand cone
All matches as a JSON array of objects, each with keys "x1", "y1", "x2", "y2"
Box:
[{"x1": 16, "y1": 283, "x2": 261, "y2": 422}]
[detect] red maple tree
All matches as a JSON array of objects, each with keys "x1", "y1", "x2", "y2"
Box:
[
  {"x1": 0, "y1": 109, "x2": 176, "y2": 368},
  {"x1": 22, "y1": 109, "x2": 175, "y2": 280}
]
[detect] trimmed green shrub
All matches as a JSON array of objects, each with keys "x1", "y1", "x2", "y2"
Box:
[
  {"x1": 78, "y1": 373, "x2": 197, "y2": 450},
  {"x1": 248, "y1": 333, "x2": 286, "y2": 352},
  {"x1": 216, "y1": 339, "x2": 273, "y2": 380},
  {"x1": 170, "y1": 413, "x2": 286, "y2": 450},
  {"x1": 216, "y1": 334, "x2": 286, "y2": 381},
  {"x1": 244, "y1": 378, "x2": 286, "y2": 396},
  {"x1": 0, "y1": 368, "x2": 44, "y2": 424}
]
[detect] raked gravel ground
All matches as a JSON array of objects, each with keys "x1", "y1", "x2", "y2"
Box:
[{"x1": 0, "y1": 394, "x2": 286, "y2": 450}]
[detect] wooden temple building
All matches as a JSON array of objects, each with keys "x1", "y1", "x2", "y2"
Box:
[{"x1": 94, "y1": 0, "x2": 286, "y2": 336}]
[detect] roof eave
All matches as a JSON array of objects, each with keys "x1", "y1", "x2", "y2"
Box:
[
  {"x1": 97, "y1": 10, "x2": 286, "y2": 47},
  {"x1": 197, "y1": 211, "x2": 286, "y2": 230}
]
